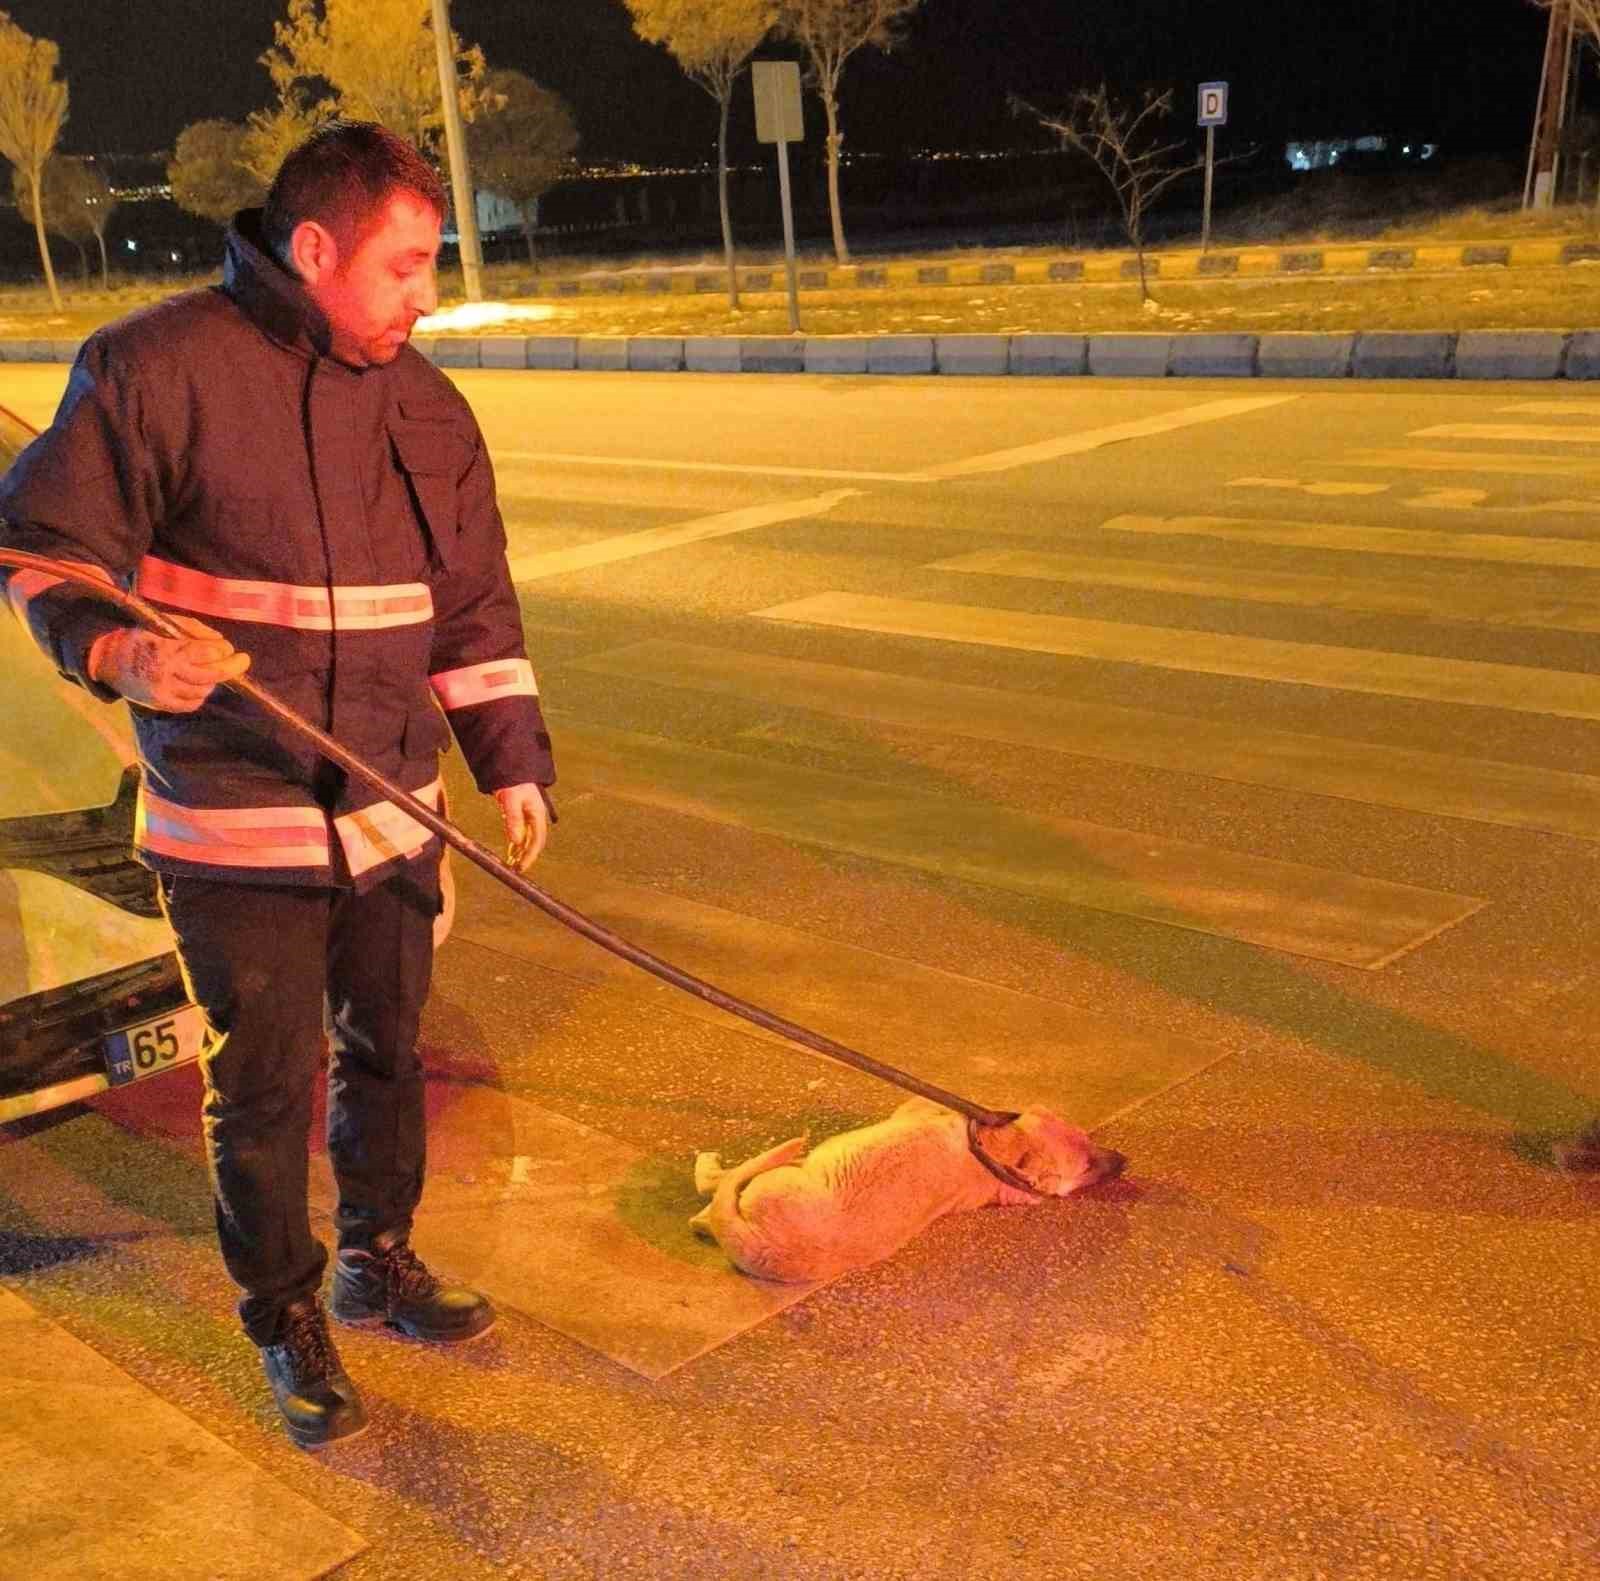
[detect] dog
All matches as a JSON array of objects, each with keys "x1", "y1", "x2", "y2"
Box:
[{"x1": 689, "y1": 1097, "x2": 1126, "y2": 1283}]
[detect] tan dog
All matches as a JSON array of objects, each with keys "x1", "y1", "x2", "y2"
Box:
[{"x1": 690, "y1": 1097, "x2": 1126, "y2": 1283}]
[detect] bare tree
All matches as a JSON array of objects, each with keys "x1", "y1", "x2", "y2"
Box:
[
  {"x1": 466, "y1": 69, "x2": 578, "y2": 266},
  {"x1": 627, "y1": 0, "x2": 776, "y2": 306},
  {"x1": 170, "y1": 119, "x2": 267, "y2": 227},
  {"x1": 1533, "y1": 0, "x2": 1600, "y2": 208},
  {"x1": 15, "y1": 155, "x2": 114, "y2": 287},
  {"x1": 0, "y1": 11, "x2": 68, "y2": 309},
  {"x1": 776, "y1": 0, "x2": 921, "y2": 264},
  {"x1": 1016, "y1": 86, "x2": 1203, "y2": 302}
]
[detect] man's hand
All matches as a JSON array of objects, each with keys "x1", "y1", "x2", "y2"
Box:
[
  {"x1": 496, "y1": 783, "x2": 554, "y2": 873},
  {"x1": 87, "y1": 616, "x2": 250, "y2": 712}
]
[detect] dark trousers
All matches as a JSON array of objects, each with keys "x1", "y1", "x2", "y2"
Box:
[{"x1": 157, "y1": 856, "x2": 440, "y2": 1345}]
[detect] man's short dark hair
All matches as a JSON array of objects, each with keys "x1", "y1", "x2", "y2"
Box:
[{"x1": 263, "y1": 119, "x2": 447, "y2": 268}]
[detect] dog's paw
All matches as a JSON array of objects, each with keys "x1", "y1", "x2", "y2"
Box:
[
  {"x1": 688, "y1": 1203, "x2": 715, "y2": 1240},
  {"x1": 692, "y1": 1151, "x2": 724, "y2": 1195}
]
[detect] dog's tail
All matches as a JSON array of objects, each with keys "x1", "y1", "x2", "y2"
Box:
[{"x1": 695, "y1": 1135, "x2": 810, "y2": 1280}]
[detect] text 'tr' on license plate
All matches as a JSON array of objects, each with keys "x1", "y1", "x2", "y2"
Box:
[{"x1": 103, "y1": 1005, "x2": 208, "y2": 1087}]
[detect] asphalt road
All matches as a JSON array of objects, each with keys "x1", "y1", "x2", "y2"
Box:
[{"x1": 4, "y1": 364, "x2": 1599, "y2": 1580}]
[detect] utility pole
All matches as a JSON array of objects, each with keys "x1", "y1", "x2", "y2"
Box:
[
  {"x1": 1527, "y1": 0, "x2": 1578, "y2": 209},
  {"x1": 430, "y1": 0, "x2": 483, "y2": 301}
]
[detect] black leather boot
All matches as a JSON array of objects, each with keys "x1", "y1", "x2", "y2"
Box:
[
  {"x1": 259, "y1": 1296, "x2": 368, "y2": 1450},
  {"x1": 330, "y1": 1231, "x2": 495, "y2": 1342}
]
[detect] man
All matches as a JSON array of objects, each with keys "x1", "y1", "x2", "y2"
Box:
[{"x1": 0, "y1": 121, "x2": 555, "y2": 1449}]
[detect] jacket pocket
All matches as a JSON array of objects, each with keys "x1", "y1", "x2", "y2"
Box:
[{"x1": 389, "y1": 421, "x2": 461, "y2": 571}]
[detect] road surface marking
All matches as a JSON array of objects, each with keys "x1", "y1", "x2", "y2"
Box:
[
  {"x1": 504, "y1": 488, "x2": 860, "y2": 581},
  {"x1": 553, "y1": 717, "x2": 1483, "y2": 969},
  {"x1": 916, "y1": 395, "x2": 1298, "y2": 480},
  {"x1": 754, "y1": 590, "x2": 1600, "y2": 721},
  {"x1": 930, "y1": 546, "x2": 1600, "y2": 633},
  {"x1": 1229, "y1": 477, "x2": 1390, "y2": 497},
  {"x1": 1098, "y1": 512, "x2": 1600, "y2": 569},
  {"x1": 498, "y1": 449, "x2": 936, "y2": 484},
  {"x1": 1407, "y1": 488, "x2": 1490, "y2": 511},
  {"x1": 1347, "y1": 448, "x2": 1600, "y2": 478},
  {"x1": 1498, "y1": 402, "x2": 1600, "y2": 416},
  {"x1": 571, "y1": 639, "x2": 1600, "y2": 840},
  {"x1": 1412, "y1": 423, "x2": 1600, "y2": 445}
]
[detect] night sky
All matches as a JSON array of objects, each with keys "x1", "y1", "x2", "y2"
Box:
[{"x1": 5, "y1": 1, "x2": 1557, "y2": 166}]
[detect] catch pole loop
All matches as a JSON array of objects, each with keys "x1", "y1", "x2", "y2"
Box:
[{"x1": 0, "y1": 548, "x2": 1044, "y2": 1194}]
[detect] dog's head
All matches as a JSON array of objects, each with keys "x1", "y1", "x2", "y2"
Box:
[{"x1": 987, "y1": 1106, "x2": 1127, "y2": 1196}]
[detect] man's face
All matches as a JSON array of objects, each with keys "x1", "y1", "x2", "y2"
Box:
[{"x1": 304, "y1": 191, "x2": 441, "y2": 367}]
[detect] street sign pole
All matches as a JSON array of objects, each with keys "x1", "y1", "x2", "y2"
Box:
[
  {"x1": 776, "y1": 135, "x2": 801, "y2": 333},
  {"x1": 431, "y1": 0, "x2": 483, "y2": 303},
  {"x1": 1197, "y1": 82, "x2": 1228, "y2": 256},
  {"x1": 753, "y1": 61, "x2": 805, "y2": 335}
]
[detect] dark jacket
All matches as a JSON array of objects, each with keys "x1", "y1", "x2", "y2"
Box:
[{"x1": 0, "y1": 212, "x2": 554, "y2": 888}]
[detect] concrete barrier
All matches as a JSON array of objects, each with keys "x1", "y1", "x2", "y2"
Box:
[
  {"x1": 1088, "y1": 334, "x2": 1171, "y2": 377},
  {"x1": 1454, "y1": 331, "x2": 1567, "y2": 381},
  {"x1": 576, "y1": 337, "x2": 628, "y2": 371},
  {"x1": 804, "y1": 338, "x2": 871, "y2": 374},
  {"x1": 867, "y1": 336, "x2": 936, "y2": 375},
  {"x1": 1170, "y1": 334, "x2": 1258, "y2": 377},
  {"x1": 526, "y1": 338, "x2": 578, "y2": 370},
  {"x1": 1257, "y1": 333, "x2": 1356, "y2": 379},
  {"x1": 1564, "y1": 331, "x2": 1600, "y2": 379},
  {"x1": 1351, "y1": 332, "x2": 1454, "y2": 379},
  {"x1": 740, "y1": 336, "x2": 805, "y2": 373},
  {"x1": 479, "y1": 337, "x2": 530, "y2": 370},
  {"x1": 1008, "y1": 334, "x2": 1087, "y2": 375},
  {"x1": 430, "y1": 338, "x2": 481, "y2": 369},
  {"x1": 684, "y1": 337, "x2": 741, "y2": 372},
  {"x1": 935, "y1": 335, "x2": 1010, "y2": 375},
  {"x1": 627, "y1": 337, "x2": 685, "y2": 372}
]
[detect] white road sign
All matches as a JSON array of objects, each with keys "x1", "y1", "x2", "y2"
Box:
[
  {"x1": 753, "y1": 60, "x2": 804, "y2": 145},
  {"x1": 1198, "y1": 82, "x2": 1228, "y2": 128}
]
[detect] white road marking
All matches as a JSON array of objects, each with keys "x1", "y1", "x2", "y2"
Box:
[
  {"x1": 1413, "y1": 423, "x2": 1600, "y2": 444},
  {"x1": 931, "y1": 546, "x2": 1600, "y2": 632},
  {"x1": 1099, "y1": 512, "x2": 1600, "y2": 569},
  {"x1": 1407, "y1": 488, "x2": 1490, "y2": 511},
  {"x1": 504, "y1": 488, "x2": 860, "y2": 582},
  {"x1": 1348, "y1": 448, "x2": 1600, "y2": 478},
  {"x1": 917, "y1": 395, "x2": 1299, "y2": 480},
  {"x1": 497, "y1": 450, "x2": 935, "y2": 484},
  {"x1": 1498, "y1": 402, "x2": 1600, "y2": 416},
  {"x1": 755, "y1": 590, "x2": 1600, "y2": 721},
  {"x1": 1229, "y1": 477, "x2": 1390, "y2": 497}
]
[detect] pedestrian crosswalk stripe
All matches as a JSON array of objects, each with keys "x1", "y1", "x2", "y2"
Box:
[
  {"x1": 754, "y1": 591, "x2": 1600, "y2": 721},
  {"x1": 1229, "y1": 477, "x2": 1389, "y2": 497},
  {"x1": 930, "y1": 546, "x2": 1600, "y2": 633},
  {"x1": 570, "y1": 639, "x2": 1600, "y2": 841},
  {"x1": 917, "y1": 395, "x2": 1297, "y2": 480},
  {"x1": 1099, "y1": 513, "x2": 1600, "y2": 570},
  {"x1": 551, "y1": 717, "x2": 1484, "y2": 969},
  {"x1": 1348, "y1": 448, "x2": 1600, "y2": 479},
  {"x1": 1412, "y1": 423, "x2": 1600, "y2": 445},
  {"x1": 503, "y1": 489, "x2": 859, "y2": 582},
  {"x1": 1497, "y1": 402, "x2": 1600, "y2": 416}
]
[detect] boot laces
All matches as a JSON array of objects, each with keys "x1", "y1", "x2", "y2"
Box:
[
  {"x1": 384, "y1": 1241, "x2": 442, "y2": 1303},
  {"x1": 280, "y1": 1303, "x2": 338, "y2": 1386}
]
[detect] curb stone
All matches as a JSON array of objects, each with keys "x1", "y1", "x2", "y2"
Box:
[{"x1": 9, "y1": 332, "x2": 1600, "y2": 380}]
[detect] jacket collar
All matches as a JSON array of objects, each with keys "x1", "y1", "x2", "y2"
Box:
[{"x1": 222, "y1": 208, "x2": 337, "y2": 361}]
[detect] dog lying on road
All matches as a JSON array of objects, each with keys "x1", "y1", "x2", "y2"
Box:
[{"x1": 690, "y1": 1097, "x2": 1126, "y2": 1283}]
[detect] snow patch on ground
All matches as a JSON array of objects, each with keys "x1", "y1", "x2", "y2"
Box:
[{"x1": 417, "y1": 302, "x2": 561, "y2": 332}]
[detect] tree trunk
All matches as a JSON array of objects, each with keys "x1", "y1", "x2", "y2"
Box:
[
  {"x1": 73, "y1": 240, "x2": 88, "y2": 286},
  {"x1": 522, "y1": 195, "x2": 539, "y2": 266},
  {"x1": 95, "y1": 228, "x2": 110, "y2": 290},
  {"x1": 27, "y1": 167, "x2": 62, "y2": 311},
  {"x1": 718, "y1": 87, "x2": 739, "y2": 310},
  {"x1": 822, "y1": 87, "x2": 849, "y2": 265}
]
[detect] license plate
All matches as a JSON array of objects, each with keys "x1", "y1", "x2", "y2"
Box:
[{"x1": 103, "y1": 1005, "x2": 207, "y2": 1087}]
